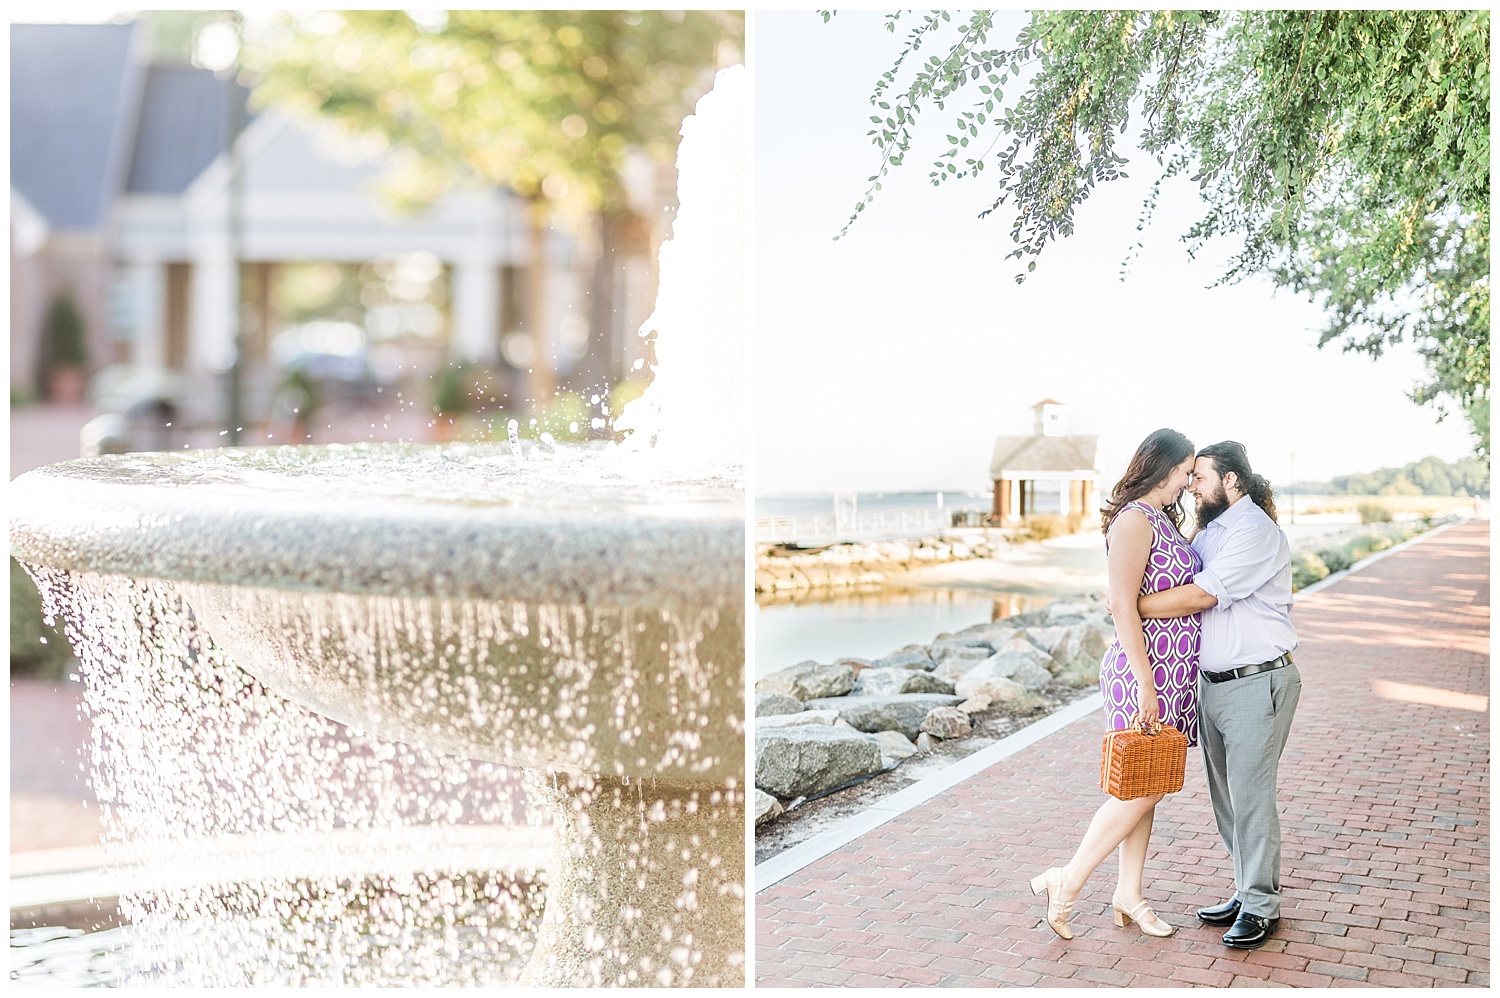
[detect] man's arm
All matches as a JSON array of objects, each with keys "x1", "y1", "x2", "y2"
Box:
[
  {"x1": 1194, "y1": 518, "x2": 1288, "y2": 610},
  {"x1": 1138, "y1": 583, "x2": 1217, "y2": 619}
]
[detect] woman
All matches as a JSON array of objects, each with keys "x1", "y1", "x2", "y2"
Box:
[{"x1": 1030, "y1": 428, "x2": 1202, "y2": 939}]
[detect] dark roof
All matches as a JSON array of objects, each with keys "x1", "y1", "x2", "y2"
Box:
[
  {"x1": 127, "y1": 64, "x2": 252, "y2": 195},
  {"x1": 11, "y1": 23, "x2": 143, "y2": 229},
  {"x1": 990, "y1": 434, "x2": 1099, "y2": 477}
]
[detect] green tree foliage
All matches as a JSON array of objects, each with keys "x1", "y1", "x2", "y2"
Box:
[
  {"x1": 840, "y1": 10, "x2": 1489, "y2": 454},
  {"x1": 1327, "y1": 454, "x2": 1489, "y2": 496},
  {"x1": 244, "y1": 10, "x2": 740, "y2": 218}
]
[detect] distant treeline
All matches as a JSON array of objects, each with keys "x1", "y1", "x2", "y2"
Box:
[{"x1": 1292, "y1": 456, "x2": 1489, "y2": 497}]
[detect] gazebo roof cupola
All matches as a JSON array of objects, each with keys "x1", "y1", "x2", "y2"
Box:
[{"x1": 1033, "y1": 399, "x2": 1068, "y2": 437}]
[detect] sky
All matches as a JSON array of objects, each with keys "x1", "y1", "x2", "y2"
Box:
[{"x1": 752, "y1": 11, "x2": 1480, "y2": 494}]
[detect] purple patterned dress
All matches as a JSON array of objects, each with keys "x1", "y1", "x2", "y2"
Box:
[{"x1": 1100, "y1": 500, "x2": 1203, "y2": 745}]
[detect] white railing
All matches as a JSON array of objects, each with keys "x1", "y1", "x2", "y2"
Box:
[{"x1": 756, "y1": 507, "x2": 985, "y2": 546}]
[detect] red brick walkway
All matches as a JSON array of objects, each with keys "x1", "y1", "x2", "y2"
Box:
[{"x1": 755, "y1": 520, "x2": 1489, "y2": 987}]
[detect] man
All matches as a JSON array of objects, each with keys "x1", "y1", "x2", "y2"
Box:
[{"x1": 1137, "y1": 440, "x2": 1301, "y2": 950}]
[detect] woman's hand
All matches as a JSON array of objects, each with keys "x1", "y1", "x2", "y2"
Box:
[{"x1": 1133, "y1": 683, "x2": 1160, "y2": 728}]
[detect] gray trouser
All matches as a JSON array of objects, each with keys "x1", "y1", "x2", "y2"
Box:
[{"x1": 1198, "y1": 662, "x2": 1301, "y2": 919}]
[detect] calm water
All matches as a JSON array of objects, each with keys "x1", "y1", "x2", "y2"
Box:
[
  {"x1": 753, "y1": 511, "x2": 1382, "y2": 680},
  {"x1": 755, "y1": 588, "x2": 1050, "y2": 679},
  {"x1": 756, "y1": 491, "x2": 989, "y2": 519}
]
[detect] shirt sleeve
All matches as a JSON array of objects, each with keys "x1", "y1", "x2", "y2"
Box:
[{"x1": 1193, "y1": 518, "x2": 1288, "y2": 609}]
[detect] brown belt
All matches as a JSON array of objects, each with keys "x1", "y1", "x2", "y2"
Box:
[{"x1": 1203, "y1": 653, "x2": 1293, "y2": 684}]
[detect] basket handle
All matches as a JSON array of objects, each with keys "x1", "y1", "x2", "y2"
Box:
[{"x1": 1132, "y1": 717, "x2": 1163, "y2": 736}]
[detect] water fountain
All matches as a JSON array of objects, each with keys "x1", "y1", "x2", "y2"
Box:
[{"x1": 11, "y1": 67, "x2": 746, "y2": 988}]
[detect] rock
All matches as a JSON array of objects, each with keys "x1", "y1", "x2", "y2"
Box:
[
  {"x1": 1050, "y1": 620, "x2": 1110, "y2": 678},
  {"x1": 754, "y1": 660, "x2": 856, "y2": 701},
  {"x1": 954, "y1": 639, "x2": 1058, "y2": 696},
  {"x1": 851, "y1": 667, "x2": 956, "y2": 697},
  {"x1": 954, "y1": 671, "x2": 1028, "y2": 703},
  {"x1": 1046, "y1": 600, "x2": 1096, "y2": 621},
  {"x1": 1008, "y1": 658, "x2": 1054, "y2": 692},
  {"x1": 978, "y1": 623, "x2": 1028, "y2": 648},
  {"x1": 872, "y1": 729, "x2": 918, "y2": 761},
  {"x1": 1001, "y1": 608, "x2": 1051, "y2": 627},
  {"x1": 802, "y1": 693, "x2": 965, "y2": 741},
  {"x1": 833, "y1": 656, "x2": 872, "y2": 674},
  {"x1": 916, "y1": 732, "x2": 936, "y2": 753},
  {"x1": 754, "y1": 726, "x2": 883, "y2": 800},
  {"x1": 921, "y1": 706, "x2": 973, "y2": 739},
  {"x1": 1024, "y1": 625, "x2": 1071, "y2": 658},
  {"x1": 870, "y1": 647, "x2": 934, "y2": 672},
  {"x1": 956, "y1": 695, "x2": 992, "y2": 714},
  {"x1": 757, "y1": 708, "x2": 841, "y2": 729},
  {"x1": 755, "y1": 692, "x2": 804, "y2": 717},
  {"x1": 931, "y1": 641, "x2": 992, "y2": 665},
  {"x1": 754, "y1": 788, "x2": 784, "y2": 828},
  {"x1": 931, "y1": 645, "x2": 994, "y2": 679}
]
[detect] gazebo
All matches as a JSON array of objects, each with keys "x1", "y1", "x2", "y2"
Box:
[{"x1": 989, "y1": 400, "x2": 1099, "y2": 523}]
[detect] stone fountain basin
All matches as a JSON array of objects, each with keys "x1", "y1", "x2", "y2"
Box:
[{"x1": 10, "y1": 443, "x2": 745, "y2": 783}]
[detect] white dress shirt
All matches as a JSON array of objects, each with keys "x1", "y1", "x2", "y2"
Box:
[{"x1": 1191, "y1": 494, "x2": 1298, "y2": 672}]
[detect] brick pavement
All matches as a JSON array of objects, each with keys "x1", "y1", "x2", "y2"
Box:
[{"x1": 755, "y1": 520, "x2": 1489, "y2": 987}]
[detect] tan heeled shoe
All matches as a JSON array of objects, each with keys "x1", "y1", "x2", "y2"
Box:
[
  {"x1": 1112, "y1": 894, "x2": 1176, "y2": 938},
  {"x1": 1029, "y1": 868, "x2": 1075, "y2": 940}
]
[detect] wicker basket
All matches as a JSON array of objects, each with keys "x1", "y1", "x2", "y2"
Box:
[{"x1": 1100, "y1": 721, "x2": 1187, "y2": 800}]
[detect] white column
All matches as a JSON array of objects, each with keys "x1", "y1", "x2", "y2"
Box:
[
  {"x1": 449, "y1": 191, "x2": 504, "y2": 364},
  {"x1": 1058, "y1": 477, "x2": 1072, "y2": 516},
  {"x1": 451, "y1": 255, "x2": 499, "y2": 364},
  {"x1": 1009, "y1": 479, "x2": 1020, "y2": 520},
  {"x1": 188, "y1": 237, "x2": 236, "y2": 374},
  {"x1": 126, "y1": 261, "x2": 169, "y2": 374}
]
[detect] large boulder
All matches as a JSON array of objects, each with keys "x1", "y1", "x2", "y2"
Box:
[
  {"x1": 754, "y1": 788, "x2": 784, "y2": 828},
  {"x1": 755, "y1": 692, "x2": 804, "y2": 717},
  {"x1": 956, "y1": 674, "x2": 1026, "y2": 703},
  {"x1": 1023, "y1": 625, "x2": 1071, "y2": 658},
  {"x1": 872, "y1": 729, "x2": 918, "y2": 763},
  {"x1": 754, "y1": 726, "x2": 883, "y2": 799},
  {"x1": 851, "y1": 667, "x2": 956, "y2": 697},
  {"x1": 802, "y1": 693, "x2": 964, "y2": 741},
  {"x1": 955, "y1": 642, "x2": 1056, "y2": 697},
  {"x1": 757, "y1": 708, "x2": 841, "y2": 729},
  {"x1": 754, "y1": 660, "x2": 856, "y2": 701},
  {"x1": 870, "y1": 647, "x2": 934, "y2": 672},
  {"x1": 977, "y1": 622, "x2": 1029, "y2": 649},
  {"x1": 1050, "y1": 619, "x2": 1112, "y2": 684},
  {"x1": 929, "y1": 643, "x2": 993, "y2": 674},
  {"x1": 1044, "y1": 599, "x2": 1099, "y2": 623},
  {"x1": 921, "y1": 706, "x2": 973, "y2": 739}
]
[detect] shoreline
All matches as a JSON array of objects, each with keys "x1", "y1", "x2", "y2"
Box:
[{"x1": 752, "y1": 514, "x2": 1464, "y2": 863}]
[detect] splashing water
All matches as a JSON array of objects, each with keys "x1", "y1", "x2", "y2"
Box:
[
  {"x1": 27, "y1": 567, "x2": 543, "y2": 986},
  {"x1": 613, "y1": 66, "x2": 745, "y2": 474},
  {"x1": 11, "y1": 65, "x2": 748, "y2": 987}
]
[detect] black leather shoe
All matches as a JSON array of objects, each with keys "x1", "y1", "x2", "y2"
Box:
[
  {"x1": 1196, "y1": 897, "x2": 1241, "y2": 926},
  {"x1": 1222, "y1": 913, "x2": 1279, "y2": 949}
]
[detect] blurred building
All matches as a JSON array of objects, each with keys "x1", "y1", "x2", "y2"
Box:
[
  {"x1": 989, "y1": 400, "x2": 1100, "y2": 521},
  {"x1": 11, "y1": 20, "x2": 665, "y2": 423}
]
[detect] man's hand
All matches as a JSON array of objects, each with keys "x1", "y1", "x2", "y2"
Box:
[{"x1": 1138, "y1": 583, "x2": 1217, "y2": 619}]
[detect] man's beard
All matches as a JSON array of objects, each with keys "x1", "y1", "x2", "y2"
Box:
[{"x1": 1195, "y1": 485, "x2": 1230, "y2": 529}]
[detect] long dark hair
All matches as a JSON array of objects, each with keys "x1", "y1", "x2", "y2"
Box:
[
  {"x1": 1198, "y1": 440, "x2": 1277, "y2": 523},
  {"x1": 1100, "y1": 428, "x2": 1194, "y2": 535}
]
